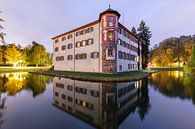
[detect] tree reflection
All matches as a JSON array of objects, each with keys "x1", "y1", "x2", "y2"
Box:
[
  {"x1": 4, "y1": 73, "x2": 27, "y2": 96},
  {"x1": 137, "y1": 78, "x2": 151, "y2": 120},
  {"x1": 26, "y1": 74, "x2": 52, "y2": 97},
  {"x1": 0, "y1": 73, "x2": 51, "y2": 97},
  {"x1": 150, "y1": 71, "x2": 195, "y2": 105}
]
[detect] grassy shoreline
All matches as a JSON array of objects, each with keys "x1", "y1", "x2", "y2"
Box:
[
  {"x1": 29, "y1": 70, "x2": 156, "y2": 82},
  {"x1": 0, "y1": 66, "x2": 50, "y2": 73},
  {"x1": 149, "y1": 67, "x2": 183, "y2": 71}
]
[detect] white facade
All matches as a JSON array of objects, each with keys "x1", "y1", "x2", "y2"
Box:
[{"x1": 52, "y1": 8, "x2": 141, "y2": 73}]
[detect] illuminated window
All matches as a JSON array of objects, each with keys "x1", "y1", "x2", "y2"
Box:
[
  {"x1": 108, "y1": 31, "x2": 114, "y2": 41},
  {"x1": 88, "y1": 38, "x2": 94, "y2": 45}
]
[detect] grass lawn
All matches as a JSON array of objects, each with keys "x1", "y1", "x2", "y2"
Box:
[
  {"x1": 30, "y1": 70, "x2": 156, "y2": 82},
  {"x1": 0, "y1": 66, "x2": 51, "y2": 73},
  {"x1": 149, "y1": 67, "x2": 183, "y2": 71}
]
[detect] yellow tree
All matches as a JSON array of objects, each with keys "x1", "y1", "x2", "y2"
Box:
[{"x1": 5, "y1": 44, "x2": 23, "y2": 67}]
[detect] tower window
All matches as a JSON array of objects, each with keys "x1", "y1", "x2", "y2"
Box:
[
  {"x1": 108, "y1": 16, "x2": 114, "y2": 26},
  {"x1": 108, "y1": 48, "x2": 114, "y2": 57},
  {"x1": 108, "y1": 31, "x2": 114, "y2": 41}
]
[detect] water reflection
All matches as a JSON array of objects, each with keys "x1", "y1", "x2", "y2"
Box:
[
  {"x1": 0, "y1": 72, "x2": 52, "y2": 97},
  {"x1": 52, "y1": 77, "x2": 150, "y2": 129},
  {"x1": 150, "y1": 71, "x2": 195, "y2": 104}
]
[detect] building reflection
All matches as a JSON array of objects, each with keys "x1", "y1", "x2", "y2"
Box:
[{"x1": 53, "y1": 77, "x2": 149, "y2": 129}]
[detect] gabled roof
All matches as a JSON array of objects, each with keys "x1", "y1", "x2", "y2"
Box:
[{"x1": 52, "y1": 20, "x2": 99, "y2": 40}]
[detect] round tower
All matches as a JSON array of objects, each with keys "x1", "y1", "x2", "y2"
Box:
[{"x1": 99, "y1": 7, "x2": 120, "y2": 74}]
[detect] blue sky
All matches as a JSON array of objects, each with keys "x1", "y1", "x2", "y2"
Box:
[{"x1": 1, "y1": 0, "x2": 195, "y2": 52}]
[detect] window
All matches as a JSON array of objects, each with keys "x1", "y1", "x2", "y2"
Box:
[
  {"x1": 76, "y1": 42, "x2": 80, "y2": 48},
  {"x1": 119, "y1": 65, "x2": 122, "y2": 71},
  {"x1": 108, "y1": 48, "x2": 114, "y2": 57},
  {"x1": 83, "y1": 53, "x2": 87, "y2": 59},
  {"x1": 62, "y1": 94, "x2": 66, "y2": 100},
  {"x1": 108, "y1": 16, "x2": 114, "y2": 26},
  {"x1": 122, "y1": 52, "x2": 126, "y2": 60},
  {"x1": 108, "y1": 31, "x2": 114, "y2": 41},
  {"x1": 76, "y1": 53, "x2": 87, "y2": 60},
  {"x1": 67, "y1": 96, "x2": 73, "y2": 102},
  {"x1": 55, "y1": 39, "x2": 59, "y2": 43},
  {"x1": 67, "y1": 34, "x2": 72, "y2": 39},
  {"x1": 56, "y1": 56, "x2": 64, "y2": 61},
  {"x1": 91, "y1": 90, "x2": 99, "y2": 97},
  {"x1": 62, "y1": 37, "x2": 66, "y2": 41},
  {"x1": 91, "y1": 52, "x2": 99, "y2": 59},
  {"x1": 118, "y1": 51, "x2": 122, "y2": 59},
  {"x1": 67, "y1": 55, "x2": 73, "y2": 60},
  {"x1": 128, "y1": 64, "x2": 131, "y2": 69},
  {"x1": 127, "y1": 53, "x2": 130, "y2": 60},
  {"x1": 55, "y1": 92, "x2": 59, "y2": 97},
  {"x1": 88, "y1": 27, "x2": 93, "y2": 32},
  {"x1": 56, "y1": 83, "x2": 64, "y2": 88},
  {"x1": 76, "y1": 32, "x2": 80, "y2": 36},
  {"x1": 118, "y1": 39, "x2": 122, "y2": 45},
  {"x1": 118, "y1": 28, "x2": 122, "y2": 34},
  {"x1": 80, "y1": 31, "x2": 83, "y2": 35},
  {"x1": 67, "y1": 43, "x2": 73, "y2": 49},
  {"x1": 62, "y1": 45, "x2": 66, "y2": 50},
  {"x1": 67, "y1": 85, "x2": 73, "y2": 91},
  {"x1": 88, "y1": 38, "x2": 94, "y2": 45},
  {"x1": 109, "y1": 16, "x2": 114, "y2": 23},
  {"x1": 55, "y1": 47, "x2": 59, "y2": 52}
]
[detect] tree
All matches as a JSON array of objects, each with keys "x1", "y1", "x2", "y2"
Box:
[
  {"x1": 5, "y1": 44, "x2": 23, "y2": 66},
  {"x1": 137, "y1": 20, "x2": 152, "y2": 69},
  {"x1": 131, "y1": 27, "x2": 137, "y2": 36},
  {"x1": 31, "y1": 41, "x2": 48, "y2": 66},
  {"x1": 189, "y1": 46, "x2": 195, "y2": 67},
  {"x1": 0, "y1": 11, "x2": 5, "y2": 45},
  {"x1": 149, "y1": 35, "x2": 195, "y2": 67}
]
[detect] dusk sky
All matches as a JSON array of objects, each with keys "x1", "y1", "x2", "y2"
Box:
[{"x1": 1, "y1": 0, "x2": 195, "y2": 52}]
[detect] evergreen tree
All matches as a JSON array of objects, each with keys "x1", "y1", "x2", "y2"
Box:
[
  {"x1": 137, "y1": 20, "x2": 152, "y2": 69},
  {"x1": 131, "y1": 27, "x2": 137, "y2": 36}
]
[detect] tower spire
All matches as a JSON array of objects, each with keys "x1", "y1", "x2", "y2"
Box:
[{"x1": 109, "y1": 4, "x2": 111, "y2": 9}]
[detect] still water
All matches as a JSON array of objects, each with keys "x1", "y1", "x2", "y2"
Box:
[{"x1": 0, "y1": 71, "x2": 194, "y2": 129}]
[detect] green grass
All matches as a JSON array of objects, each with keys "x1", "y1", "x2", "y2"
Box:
[
  {"x1": 0, "y1": 66, "x2": 51, "y2": 73},
  {"x1": 149, "y1": 67, "x2": 183, "y2": 71},
  {"x1": 30, "y1": 70, "x2": 155, "y2": 82}
]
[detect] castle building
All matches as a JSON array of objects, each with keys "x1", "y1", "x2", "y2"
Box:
[{"x1": 52, "y1": 7, "x2": 141, "y2": 74}]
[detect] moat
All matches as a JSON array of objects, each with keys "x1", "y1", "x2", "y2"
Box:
[{"x1": 0, "y1": 71, "x2": 194, "y2": 129}]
